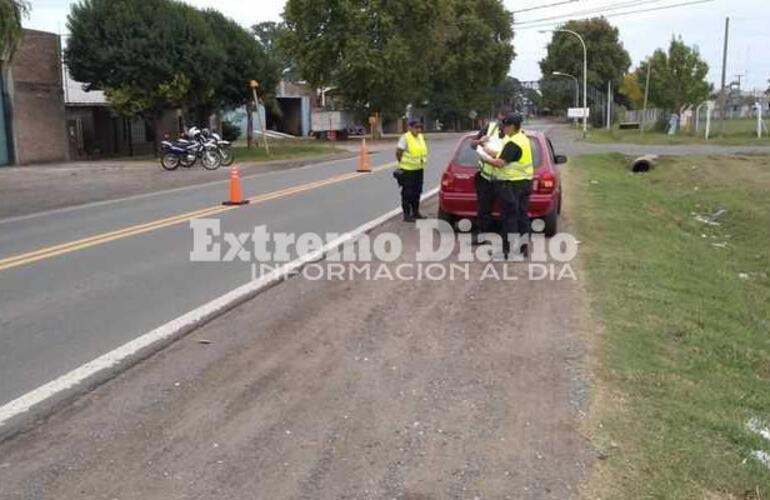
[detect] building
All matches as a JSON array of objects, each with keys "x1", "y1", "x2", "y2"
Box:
[
  {"x1": 63, "y1": 67, "x2": 179, "y2": 160},
  {"x1": 0, "y1": 29, "x2": 68, "y2": 166},
  {"x1": 270, "y1": 80, "x2": 313, "y2": 137}
]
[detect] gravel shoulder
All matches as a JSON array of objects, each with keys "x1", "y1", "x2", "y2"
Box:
[{"x1": 0, "y1": 198, "x2": 593, "y2": 499}]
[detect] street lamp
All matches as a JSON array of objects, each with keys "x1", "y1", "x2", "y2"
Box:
[
  {"x1": 552, "y1": 71, "x2": 580, "y2": 125},
  {"x1": 541, "y1": 29, "x2": 588, "y2": 138}
]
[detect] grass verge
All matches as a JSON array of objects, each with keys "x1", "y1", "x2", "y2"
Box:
[
  {"x1": 233, "y1": 140, "x2": 340, "y2": 162},
  {"x1": 586, "y1": 119, "x2": 770, "y2": 146},
  {"x1": 568, "y1": 153, "x2": 770, "y2": 498}
]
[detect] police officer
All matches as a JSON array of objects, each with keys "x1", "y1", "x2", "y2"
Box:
[
  {"x1": 396, "y1": 120, "x2": 428, "y2": 222},
  {"x1": 483, "y1": 113, "x2": 534, "y2": 256},
  {"x1": 470, "y1": 106, "x2": 510, "y2": 239}
]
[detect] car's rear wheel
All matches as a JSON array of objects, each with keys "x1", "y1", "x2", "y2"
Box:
[
  {"x1": 438, "y1": 208, "x2": 457, "y2": 229},
  {"x1": 542, "y1": 208, "x2": 558, "y2": 237}
]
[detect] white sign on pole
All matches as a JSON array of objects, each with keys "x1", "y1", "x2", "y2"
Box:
[{"x1": 568, "y1": 107, "x2": 590, "y2": 119}]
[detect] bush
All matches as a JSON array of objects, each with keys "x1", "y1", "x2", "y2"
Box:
[{"x1": 221, "y1": 120, "x2": 241, "y2": 142}]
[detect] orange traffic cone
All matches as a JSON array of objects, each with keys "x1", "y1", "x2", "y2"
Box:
[
  {"x1": 222, "y1": 165, "x2": 250, "y2": 206},
  {"x1": 357, "y1": 138, "x2": 371, "y2": 173}
]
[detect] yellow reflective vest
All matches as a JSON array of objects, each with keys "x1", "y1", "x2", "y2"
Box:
[
  {"x1": 495, "y1": 131, "x2": 534, "y2": 182},
  {"x1": 399, "y1": 132, "x2": 428, "y2": 171}
]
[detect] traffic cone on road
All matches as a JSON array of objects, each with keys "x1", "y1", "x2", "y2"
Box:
[
  {"x1": 357, "y1": 138, "x2": 371, "y2": 173},
  {"x1": 222, "y1": 165, "x2": 250, "y2": 206}
]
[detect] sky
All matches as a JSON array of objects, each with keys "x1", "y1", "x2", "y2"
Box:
[{"x1": 24, "y1": 0, "x2": 770, "y2": 92}]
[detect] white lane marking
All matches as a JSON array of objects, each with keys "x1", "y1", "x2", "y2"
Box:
[
  {"x1": 0, "y1": 155, "x2": 361, "y2": 226},
  {"x1": 0, "y1": 187, "x2": 439, "y2": 428}
]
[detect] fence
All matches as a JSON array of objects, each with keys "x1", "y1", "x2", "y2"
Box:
[{"x1": 624, "y1": 108, "x2": 662, "y2": 125}]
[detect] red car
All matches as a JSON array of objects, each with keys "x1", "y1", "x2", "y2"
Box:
[{"x1": 438, "y1": 131, "x2": 567, "y2": 237}]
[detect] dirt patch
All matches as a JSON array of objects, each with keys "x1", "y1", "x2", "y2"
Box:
[{"x1": 0, "y1": 199, "x2": 593, "y2": 499}]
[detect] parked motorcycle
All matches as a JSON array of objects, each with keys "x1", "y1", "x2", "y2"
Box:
[
  {"x1": 160, "y1": 127, "x2": 221, "y2": 171},
  {"x1": 202, "y1": 129, "x2": 234, "y2": 166}
]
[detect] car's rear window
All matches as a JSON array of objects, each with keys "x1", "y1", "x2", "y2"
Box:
[{"x1": 453, "y1": 136, "x2": 543, "y2": 168}]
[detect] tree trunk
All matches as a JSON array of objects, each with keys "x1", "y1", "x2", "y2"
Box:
[{"x1": 152, "y1": 113, "x2": 163, "y2": 157}]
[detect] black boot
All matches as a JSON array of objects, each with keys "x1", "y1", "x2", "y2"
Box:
[
  {"x1": 412, "y1": 201, "x2": 426, "y2": 219},
  {"x1": 403, "y1": 202, "x2": 415, "y2": 222}
]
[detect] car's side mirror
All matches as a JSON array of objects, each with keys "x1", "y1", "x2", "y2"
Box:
[{"x1": 554, "y1": 155, "x2": 568, "y2": 165}]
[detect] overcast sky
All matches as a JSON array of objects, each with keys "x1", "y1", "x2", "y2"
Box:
[{"x1": 25, "y1": 0, "x2": 769, "y2": 91}]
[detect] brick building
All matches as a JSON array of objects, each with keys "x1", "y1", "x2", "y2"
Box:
[{"x1": 0, "y1": 29, "x2": 68, "y2": 166}]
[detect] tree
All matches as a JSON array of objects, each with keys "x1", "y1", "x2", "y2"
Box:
[
  {"x1": 67, "y1": 1, "x2": 277, "y2": 144},
  {"x1": 0, "y1": 0, "x2": 29, "y2": 60},
  {"x1": 425, "y1": 0, "x2": 514, "y2": 127},
  {"x1": 253, "y1": 21, "x2": 282, "y2": 53},
  {"x1": 202, "y1": 10, "x2": 279, "y2": 112},
  {"x1": 618, "y1": 73, "x2": 643, "y2": 109},
  {"x1": 636, "y1": 37, "x2": 711, "y2": 112},
  {"x1": 253, "y1": 21, "x2": 297, "y2": 81},
  {"x1": 280, "y1": 0, "x2": 514, "y2": 121},
  {"x1": 281, "y1": 0, "x2": 440, "y2": 115},
  {"x1": 539, "y1": 17, "x2": 630, "y2": 112}
]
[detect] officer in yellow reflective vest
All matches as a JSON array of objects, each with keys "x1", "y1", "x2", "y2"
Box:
[
  {"x1": 470, "y1": 106, "x2": 510, "y2": 239},
  {"x1": 482, "y1": 113, "x2": 534, "y2": 256},
  {"x1": 395, "y1": 120, "x2": 428, "y2": 222}
]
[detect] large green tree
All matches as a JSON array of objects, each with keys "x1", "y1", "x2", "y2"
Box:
[
  {"x1": 0, "y1": 0, "x2": 29, "y2": 60},
  {"x1": 66, "y1": 0, "x2": 279, "y2": 141},
  {"x1": 280, "y1": 0, "x2": 514, "y2": 120},
  {"x1": 425, "y1": 0, "x2": 514, "y2": 127},
  {"x1": 280, "y1": 0, "x2": 439, "y2": 115},
  {"x1": 253, "y1": 21, "x2": 297, "y2": 81},
  {"x1": 636, "y1": 37, "x2": 711, "y2": 112},
  {"x1": 539, "y1": 17, "x2": 630, "y2": 112},
  {"x1": 202, "y1": 10, "x2": 279, "y2": 111},
  {"x1": 65, "y1": 0, "x2": 225, "y2": 129}
]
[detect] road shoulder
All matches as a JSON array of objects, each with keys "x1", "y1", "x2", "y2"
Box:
[
  {"x1": 0, "y1": 151, "x2": 357, "y2": 220},
  {"x1": 0, "y1": 198, "x2": 594, "y2": 499}
]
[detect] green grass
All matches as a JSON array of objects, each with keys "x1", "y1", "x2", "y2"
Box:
[
  {"x1": 569, "y1": 154, "x2": 770, "y2": 498},
  {"x1": 233, "y1": 140, "x2": 341, "y2": 161},
  {"x1": 587, "y1": 119, "x2": 770, "y2": 146}
]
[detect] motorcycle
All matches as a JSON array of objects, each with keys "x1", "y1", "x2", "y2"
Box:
[
  {"x1": 202, "y1": 129, "x2": 234, "y2": 167},
  {"x1": 160, "y1": 127, "x2": 221, "y2": 171}
]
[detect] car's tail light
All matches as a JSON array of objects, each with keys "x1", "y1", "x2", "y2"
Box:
[
  {"x1": 441, "y1": 171, "x2": 455, "y2": 191},
  {"x1": 534, "y1": 171, "x2": 556, "y2": 194}
]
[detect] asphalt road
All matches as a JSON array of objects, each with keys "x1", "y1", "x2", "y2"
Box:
[{"x1": 0, "y1": 135, "x2": 469, "y2": 409}]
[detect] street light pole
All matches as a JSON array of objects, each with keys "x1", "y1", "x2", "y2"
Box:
[
  {"x1": 641, "y1": 59, "x2": 652, "y2": 137},
  {"x1": 552, "y1": 71, "x2": 579, "y2": 126},
  {"x1": 543, "y1": 29, "x2": 588, "y2": 138}
]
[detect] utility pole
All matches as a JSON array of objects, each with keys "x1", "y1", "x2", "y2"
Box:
[
  {"x1": 606, "y1": 80, "x2": 612, "y2": 130},
  {"x1": 541, "y1": 29, "x2": 588, "y2": 138},
  {"x1": 641, "y1": 60, "x2": 652, "y2": 136},
  {"x1": 250, "y1": 80, "x2": 270, "y2": 155},
  {"x1": 719, "y1": 17, "x2": 730, "y2": 137}
]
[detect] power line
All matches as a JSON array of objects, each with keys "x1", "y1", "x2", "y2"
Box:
[
  {"x1": 515, "y1": 0, "x2": 715, "y2": 30},
  {"x1": 514, "y1": 0, "x2": 581, "y2": 14},
  {"x1": 515, "y1": 0, "x2": 672, "y2": 26}
]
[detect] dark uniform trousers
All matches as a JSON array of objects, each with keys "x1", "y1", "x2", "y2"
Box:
[
  {"x1": 495, "y1": 179, "x2": 532, "y2": 252},
  {"x1": 400, "y1": 169, "x2": 424, "y2": 214},
  {"x1": 474, "y1": 172, "x2": 495, "y2": 233}
]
